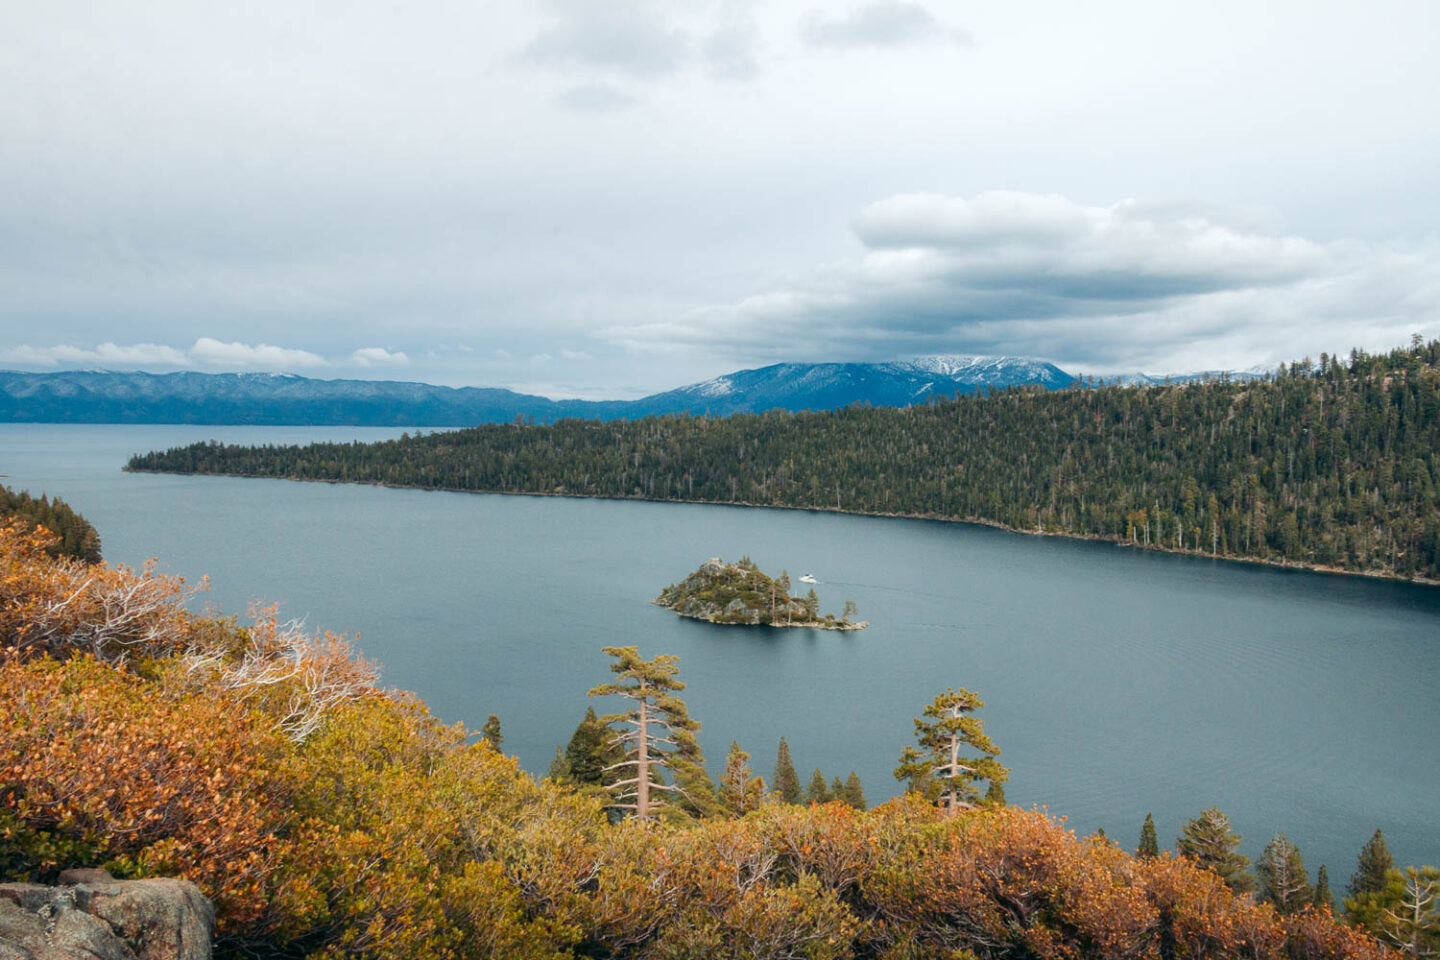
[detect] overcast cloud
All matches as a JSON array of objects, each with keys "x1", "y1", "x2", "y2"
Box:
[{"x1": 1, "y1": 0, "x2": 1437, "y2": 396}]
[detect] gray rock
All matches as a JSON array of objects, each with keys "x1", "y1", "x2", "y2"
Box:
[
  {"x1": 77, "y1": 881, "x2": 212, "y2": 960},
  {"x1": 0, "y1": 879, "x2": 210, "y2": 960}
]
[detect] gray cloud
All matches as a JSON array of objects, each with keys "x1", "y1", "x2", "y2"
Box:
[
  {"x1": 799, "y1": 2, "x2": 961, "y2": 49},
  {"x1": 524, "y1": 2, "x2": 690, "y2": 78},
  {"x1": 602, "y1": 191, "x2": 1440, "y2": 374},
  {"x1": 555, "y1": 83, "x2": 638, "y2": 111},
  {"x1": 523, "y1": 0, "x2": 764, "y2": 93}
]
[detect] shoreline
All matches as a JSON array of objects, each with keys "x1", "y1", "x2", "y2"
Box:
[
  {"x1": 652, "y1": 601, "x2": 869, "y2": 631},
  {"x1": 123, "y1": 467, "x2": 1440, "y2": 589}
]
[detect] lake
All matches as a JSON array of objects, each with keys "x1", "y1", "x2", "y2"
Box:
[{"x1": 5, "y1": 422, "x2": 1438, "y2": 879}]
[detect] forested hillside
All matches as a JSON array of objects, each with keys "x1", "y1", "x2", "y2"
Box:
[
  {"x1": 130, "y1": 339, "x2": 1440, "y2": 582},
  {"x1": 0, "y1": 521, "x2": 1407, "y2": 959},
  {"x1": 0, "y1": 485, "x2": 101, "y2": 561}
]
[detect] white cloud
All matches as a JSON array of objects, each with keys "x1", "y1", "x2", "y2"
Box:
[
  {"x1": 0, "y1": 341, "x2": 192, "y2": 368},
  {"x1": 189, "y1": 338, "x2": 328, "y2": 368},
  {"x1": 560, "y1": 348, "x2": 590, "y2": 360},
  {"x1": 0, "y1": 338, "x2": 391, "y2": 372},
  {"x1": 350, "y1": 346, "x2": 410, "y2": 366},
  {"x1": 601, "y1": 191, "x2": 1440, "y2": 374}
]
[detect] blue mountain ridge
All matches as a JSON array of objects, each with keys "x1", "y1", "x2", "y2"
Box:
[{"x1": 0, "y1": 357, "x2": 1255, "y2": 427}]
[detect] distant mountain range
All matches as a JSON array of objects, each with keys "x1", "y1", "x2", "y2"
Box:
[{"x1": 0, "y1": 357, "x2": 1260, "y2": 426}]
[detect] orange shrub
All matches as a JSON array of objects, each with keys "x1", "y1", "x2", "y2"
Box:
[{"x1": 0, "y1": 655, "x2": 287, "y2": 929}]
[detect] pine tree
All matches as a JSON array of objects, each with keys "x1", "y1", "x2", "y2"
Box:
[
  {"x1": 588, "y1": 646, "x2": 709, "y2": 823},
  {"x1": 840, "y1": 771, "x2": 866, "y2": 810},
  {"x1": 718, "y1": 741, "x2": 765, "y2": 816},
  {"x1": 806, "y1": 769, "x2": 830, "y2": 804},
  {"x1": 772, "y1": 737, "x2": 801, "y2": 804},
  {"x1": 1177, "y1": 807, "x2": 1254, "y2": 893},
  {"x1": 563, "y1": 706, "x2": 615, "y2": 785},
  {"x1": 480, "y1": 714, "x2": 502, "y2": 750},
  {"x1": 894, "y1": 687, "x2": 1007, "y2": 816},
  {"x1": 1256, "y1": 834, "x2": 1313, "y2": 914},
  {"x1": 1350, "y1": 829, "x2": 1396, "y2": 898},
  {"x1": 985, "y1": 779, "x2": 1006, "y2": 806},
  {"x1": 1314, "y1": 864, "x2": 1336, "y2": 912},
  {"x1": 545, "y1": 744, "x2": 571, "y2": 781},
  {"x1": 1138, "y1": 813, "x2": 1160, "y2": 859},
  {"x1": 1356, "y1": 867, "x2": 1440, "y2": 958}
]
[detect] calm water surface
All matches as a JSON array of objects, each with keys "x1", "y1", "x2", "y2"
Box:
[{"x1": 4, "y1": 423, "x2": 1438, "y2": 876}]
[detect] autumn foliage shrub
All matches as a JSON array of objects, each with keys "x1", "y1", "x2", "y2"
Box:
[
  {"x1": 0, "y1": 523, "x2": 1400, "y2": 959},
  {"x1": 0, "y1": 655, "x2": 286, "y2": 928}
]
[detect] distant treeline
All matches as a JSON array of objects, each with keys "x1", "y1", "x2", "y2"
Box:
[
  {"x1": 129, "y1": 338, "x2": 1440, "y2": 581},
  {"x1": 0, "y1": 485, "x2": 101, "y2": 561}
]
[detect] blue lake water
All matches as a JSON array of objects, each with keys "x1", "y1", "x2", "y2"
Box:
[{"x1": 4, "y1": 422, "x2": 1438, "y2": 878}]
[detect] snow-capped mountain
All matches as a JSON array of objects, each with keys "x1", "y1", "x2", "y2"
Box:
[
  {"x1": 1, "y1": 355, "x2": 1260, "y2": 426},
  {"x1": 638, "y1": 357, "x2": 1076, "y2": 416}
]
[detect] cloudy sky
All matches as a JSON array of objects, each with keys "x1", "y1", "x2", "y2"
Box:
[{"x1": 2, "y1": 0, "x2": 1437, "y2": 397}]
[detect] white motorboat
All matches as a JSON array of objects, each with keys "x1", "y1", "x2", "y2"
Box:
[{"x1": 798, "y1": 574, "x2": 817, "y2": 584}]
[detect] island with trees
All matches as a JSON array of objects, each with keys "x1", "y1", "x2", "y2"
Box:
[{"x1": 655, "y1": 556, "x2": 867, "y2": 629}]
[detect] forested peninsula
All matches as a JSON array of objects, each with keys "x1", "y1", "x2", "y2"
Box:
[{"x1": 128, "y1": 339, "x2": 1440, "y2": 582}]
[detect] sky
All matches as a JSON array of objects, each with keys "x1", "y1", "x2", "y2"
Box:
[{"x1": 1, "y1": 0, "x2": 1438, "y2": 398}]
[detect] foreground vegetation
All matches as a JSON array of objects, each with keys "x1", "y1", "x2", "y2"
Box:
[
  {"x1": 2, "y1": 521, "x2": 1426, "y2": 958},
  {"x1": 129, "y1": 338, "x2": 1440, "y2": 582}
]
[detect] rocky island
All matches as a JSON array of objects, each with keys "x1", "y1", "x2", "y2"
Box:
[{"x1": 655, "y1": 557, "x2": 867, "y2": 630}]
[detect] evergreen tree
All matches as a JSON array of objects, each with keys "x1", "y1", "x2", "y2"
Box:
[
  {"x1": 1256, "y1": 834, "x2": 1313, "y2": 914},
  {"x1": 480, "y1": 714, "x2": 502, "y2": 750},
  {"x1": 1176, "y1": 807, "x2": 1254, "y2": 893},
  {"x1": 1314, "y1": 864, "x2": 1336, "y2": 912},
  {"x1": 985, "y1": 779, "x2": 1006, "y2": 806},
  {"x1": 588, "y1": 647, "x2": 710, "y2": 822},
  {"x1": 1350, "y1": 829, "x2": 1396, "y2": 898},
  {"x1": 718, "y1": 741, "x2": 765, "y2": 816},
  {"x1": 806, "y1": 768, "x2": 830, "y2": 805},
  {"x1": 840, "y1": 771, "x2": 866, "y2": 810},
  {"x1": 545, "y1": 744, "x2": 571, "y2": 781},
  {"x1": 772, "y1": 737, "x2": 801, "y2": 804},
  {"x1": 830, "y1": 774, "x2": 844, "y2": 801},
  {"x1": 563, "y1": 706, "x2": 614, "y2": 785},
  {"x1": 894, "y1": 687, "x2": 1007, "y2": 816},
  {"x1": 1350, "y1": 867, "x2": 1440, "y2": 957},
  {"x1": 1138, "y1": 812, "x2": 1160, "y2": 859}
]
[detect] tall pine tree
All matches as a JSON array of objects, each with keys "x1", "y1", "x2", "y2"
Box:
[
  {"x1": 588, "y1": 647, "x2": 712, "y2": 822},
  {"x1": 718, "y1": 741, "x2": 765, "y2": 816},
  {"x1": 772, "y1": 737, "x2": 801, "y2": 804},
  {"x1": 894, "y1": 687, "x2": 1007, "y2": 816},
  {"x1": 1314, "y1": 864, "x2": 1336, "y2": 912},
  {"x1": 806, "y1": 769, "x2": 830, "y2": 804},
  {"x1": 1349, "y1": 829, "x2": 1395, "y2": 898},
  {"x1": 1256, "y1": 834, "x2": 1313, "y2": 914},
  {"x1": 1177, "y1": 807, "x2": 1254, "y2": 893},
  {"x1": 1138, "y1": 813, "x2": 1160, "y2": 859},
  {"x1": 480, "y1": 714, "x2": 502, "y2": 750}
]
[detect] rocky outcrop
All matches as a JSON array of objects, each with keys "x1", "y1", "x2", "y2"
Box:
[{"x1": 0, "y1": 872, "x2": 212, "y2": 960}]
